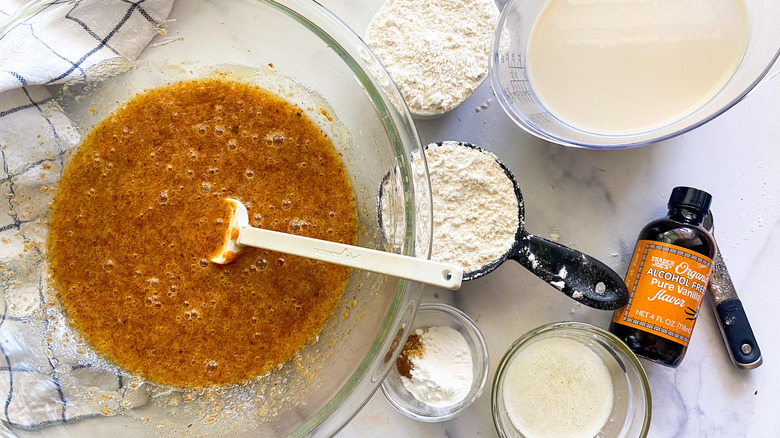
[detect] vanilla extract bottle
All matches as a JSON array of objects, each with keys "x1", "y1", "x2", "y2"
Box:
[{"x1": 610, "y1": 187, "x2": 717, "y2": 367}]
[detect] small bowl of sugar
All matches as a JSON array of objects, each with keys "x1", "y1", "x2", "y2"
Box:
[
  {"x1": 381, "y1": 303, "x2": 489, "y2": 422},
  {"x1": 492, "y1": 322, "x2": 652, "y2": 438}
]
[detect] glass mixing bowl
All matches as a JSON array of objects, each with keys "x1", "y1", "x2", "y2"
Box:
[
  {"x1": 490, "y1": 0, "x2": 780, "y2": 149},
  {"x1": 0, "y1": 1, "x2": 430, "y2": 436}
]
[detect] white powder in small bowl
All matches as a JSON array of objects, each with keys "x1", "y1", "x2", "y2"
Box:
[{"x1": 399, "y1": 326, "x2": 473, "y2": 408}]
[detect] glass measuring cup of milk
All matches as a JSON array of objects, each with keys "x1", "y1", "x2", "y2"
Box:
[{"x1": 490, "y1": 0, "x2": 780, "y2": 149}]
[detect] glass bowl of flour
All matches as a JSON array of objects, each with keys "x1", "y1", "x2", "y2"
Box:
[
  {"x1": 364, "y1": 0, "x2": 500, "y2": 118},
  {"x1": 381, "y1": 303, "x2": 489, "y2": 422}
]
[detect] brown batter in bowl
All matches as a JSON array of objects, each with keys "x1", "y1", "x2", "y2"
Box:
[
  {"x1": 48, "y1": 78, "x2": 358, "y2": 389},
  {"x1": 1, "y1": 1, "x2": 429, "y2": 435}
]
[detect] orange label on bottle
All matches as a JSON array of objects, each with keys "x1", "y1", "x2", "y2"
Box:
[{"x1": 612, "y1": 240, "x2": 712, "y2": 347}]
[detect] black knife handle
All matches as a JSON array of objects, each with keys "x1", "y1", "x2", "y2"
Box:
[{"x1": 715, "y1": 298, "x2": 762, "y2": 369}]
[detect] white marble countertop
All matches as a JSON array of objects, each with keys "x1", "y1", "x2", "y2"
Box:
[{"x1": 323, "y1": 1, "x2": 780, "y2": 437}]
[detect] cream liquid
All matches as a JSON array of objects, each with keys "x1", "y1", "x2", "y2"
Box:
[
  {"x1": 527, "y1": 0, "x2": 750, "y2": 134},
  {"x1": 502, "y1": 338, "x2": 613, "y2": 438}
]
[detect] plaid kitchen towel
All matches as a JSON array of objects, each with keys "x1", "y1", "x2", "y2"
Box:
[{"x1": 0, "y1": 0, "x2": 173, "y2": 430}]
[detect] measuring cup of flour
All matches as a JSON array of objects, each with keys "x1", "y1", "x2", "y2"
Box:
[{"x1": 382, "y1": 141, "x2": 628, "y2": 310}]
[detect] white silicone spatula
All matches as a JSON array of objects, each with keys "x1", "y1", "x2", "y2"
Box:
[{"x1": 210, "y1": 198, "x2": 463, "y2": 290}]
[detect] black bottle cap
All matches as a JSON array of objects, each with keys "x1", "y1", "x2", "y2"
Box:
[{"x1": 668, "y1": 186, "x2": 712, "y2": 212}]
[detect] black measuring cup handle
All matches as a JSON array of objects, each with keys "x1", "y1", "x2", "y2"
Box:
[{"x1": 510, "y1": 232, "x2": 628, "y2": 310}]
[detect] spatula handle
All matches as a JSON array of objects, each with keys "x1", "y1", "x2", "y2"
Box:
[{"x1": 237, "y1": 226, "x2": 463, "y2": 290}]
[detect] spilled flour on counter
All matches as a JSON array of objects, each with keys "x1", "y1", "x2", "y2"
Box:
[
  {"x1": 365, "y1": 0, "x2": 499, "y2": 115},
  {"x1": 420, "y1": 142, "x2": 520, "y2": 273},
  {"x1": 397, "y1": 326, "x2": 473, "y2": 407}
]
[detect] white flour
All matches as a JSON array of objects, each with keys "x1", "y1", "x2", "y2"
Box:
[
  {"x1": 365, "y1": 0, "x2": 499, "y2": 115},
  {"x1": 401, "y1": 326, "x2": 473, "y2": 407},
  {"x1": 423, "y1": 142, "x2": 520, "y2": 273}
]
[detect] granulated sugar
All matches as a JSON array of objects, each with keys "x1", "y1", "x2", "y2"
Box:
[
  {"x1": 424, "y1": 142, "x2": 519, "y2": 273},
  {"x1": 365, "y1": 0, "x2": 499, "y2": 115},
  {"x1": 502, "y1": 337, "x2": 614, "y2": 438}
]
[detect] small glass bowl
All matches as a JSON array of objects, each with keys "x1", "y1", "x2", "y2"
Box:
[
  {"x1": 381, "y1": 303, "x2": 489, "y2": 422},
  {"x1": 492, "y1": 322, "x2": 651, "y2": 437}
]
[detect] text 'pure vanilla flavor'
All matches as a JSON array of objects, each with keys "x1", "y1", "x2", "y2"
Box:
[{"x1": 610, "y1": 187, "x2": 716, "y2": 367}]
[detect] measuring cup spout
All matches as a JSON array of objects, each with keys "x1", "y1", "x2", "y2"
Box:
[{"x1": 510, "y1": 233, "x2": 628, "y2": 310}]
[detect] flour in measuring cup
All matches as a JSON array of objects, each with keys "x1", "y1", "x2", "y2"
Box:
[
  {"x1": 420, "y1": 142, "x2": 519, "y2": 273},
  {"x1": 365, "y1": 0, "x2": 499, "y2": 115}
]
